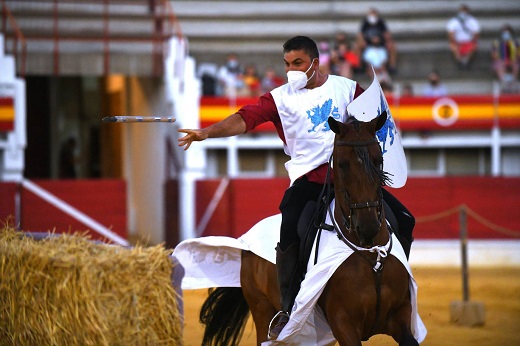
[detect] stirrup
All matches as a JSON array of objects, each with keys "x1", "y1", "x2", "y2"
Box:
[{"x1": 267, "y1": 311, "x2": 290, "y2": 341}]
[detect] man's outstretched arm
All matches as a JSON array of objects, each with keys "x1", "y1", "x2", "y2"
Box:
[{"x1": 178, "y1": 113, "x2": 247, "y2": 150}]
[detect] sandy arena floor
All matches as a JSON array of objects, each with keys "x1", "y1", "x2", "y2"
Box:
[{"x1": 181, "y1": 266, "x2": 520, "y2": 345}]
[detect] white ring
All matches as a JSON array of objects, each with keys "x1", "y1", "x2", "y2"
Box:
[{"x1": 432, "y1": 97, "x2": 459, "y2": 127}]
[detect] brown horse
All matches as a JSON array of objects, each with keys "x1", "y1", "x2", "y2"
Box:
[{"x1": 200, "y1": 114, "x2": 419, "y2": 346}]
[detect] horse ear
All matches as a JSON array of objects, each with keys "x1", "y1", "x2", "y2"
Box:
[
  {"x1": 328, "y1": 117, "x2": 340, "y2": 134},
  {"x1": 375, "y1": 111, "x2": 388, "y2": 131}
]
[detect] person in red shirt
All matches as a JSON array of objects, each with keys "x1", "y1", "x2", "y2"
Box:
[{"x1": 178, "y1": 36, "x2": 414, "y2": 341}]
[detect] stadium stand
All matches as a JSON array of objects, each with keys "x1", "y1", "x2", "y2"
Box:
[
  {"x1": 172, "y1": 0, "x2": 520, "y2": 94},
  {"x1": 4, "y1": 0, "x2": 520, "y2": 94}
]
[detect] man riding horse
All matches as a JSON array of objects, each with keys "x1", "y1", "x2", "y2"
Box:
[{"x1": 178, "y1": 35, "x2": 415, "y2": 340}]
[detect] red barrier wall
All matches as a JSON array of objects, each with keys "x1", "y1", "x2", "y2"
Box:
[
  {"x1": 0, "y1": 182, "x2": 17, "y2": 223},
  {"x1": 196, "y1": 177, "x2": 520, "y2": 240},
  {"x1": 196, "y1": 178, "x2": 289, "y2": 238},
  {"x1": 0, "y1": 180, "x2": 127, "y2": 242}
]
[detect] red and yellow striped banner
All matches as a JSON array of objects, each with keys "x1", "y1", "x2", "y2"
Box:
[
  {"x1": 199, "y1": 95, "x2": 520, "y2": 131},
  {"x1": 0, "y1": 97, "x2": 15, "y2": 132},
  {"x1": 390, "y1": 95, "x2": 520, "y2": 130}
]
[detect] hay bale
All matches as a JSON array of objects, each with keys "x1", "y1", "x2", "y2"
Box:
[{"x1": 0, "y1": 226, "x2": 183, "y2": 345}]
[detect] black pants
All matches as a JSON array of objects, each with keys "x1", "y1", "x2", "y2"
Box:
[
  {"x1": 278, "y1": 177, "x2": 415, "y2": 253},
  {"x1": 278, "y1": 177, "x2": 325, "y2": 252}
]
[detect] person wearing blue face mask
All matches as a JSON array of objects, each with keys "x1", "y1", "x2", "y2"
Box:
[{"x1": 178, "y1": 36, "x2": 414, "y2": 341}]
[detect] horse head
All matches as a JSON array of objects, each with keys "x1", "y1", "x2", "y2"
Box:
[{"x1": 328, "y1": 113, "x2": 390, "y2": 247}]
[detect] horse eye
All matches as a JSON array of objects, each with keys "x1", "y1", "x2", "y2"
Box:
[{"x1": 338, "y1": 161, "x2": 349, "y2": 171}]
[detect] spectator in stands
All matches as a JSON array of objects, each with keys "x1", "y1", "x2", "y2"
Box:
[
  {"x1": 242, "y1": 64, "x2": 261, "y2": 97},
  {"x1": 197, "y1": 63, "x2": 219, "y2": 96},
  {"x1": 446, "y1": 4, "x2": 480, "y2": 70},
  {"x1": 260, "y1": 66, "x2": 284, "y2": 93},
  {"x1": 491, "y1": 24, "x2": 520, "y2": 90},
  {"x1": 318, "y1": 40, "x2": 332, "y2": 74},
  {"x1": 217, "y1": 53, "x2": 245, "y2": 97},
  {"x1": 381, "y1": 80, "x2": 394, "y2": 99},
  {"x1": 330, "y1": 40, "x2": 361, "y2": 79},
  {"x1": 401, "y1": 83, "x2": 414, "y2": 97},
  {"x1": 361, "y1": 35, "x2": 391, "y2": 83},
  {"x1": 333, "y1": 32, "x2": 361, "y2": 72},
  {"x1": 422, "y1": 70, "x2": 448, "y2": 97},
  {"x1": 356, "y1": 7, "x2": 397, "y2": 76},
  {"x1": 334, "y1": 31, "x2": 349, "y2": 48}
]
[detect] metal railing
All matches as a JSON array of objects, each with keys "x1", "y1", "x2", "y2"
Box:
[
  {"x1": 1, "y1": 0, "x2": 185, "y2": 77},
  {"x1": 0, "y1": 0, "x2": 26, "y2": 76}
]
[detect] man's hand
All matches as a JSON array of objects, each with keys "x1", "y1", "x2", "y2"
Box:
[
  {"x1": 178, "y1": 129, "x2": 208, "y2": 150},
  {"x1": 177, "y1": 113, "x2": 247, "y2": 150}
]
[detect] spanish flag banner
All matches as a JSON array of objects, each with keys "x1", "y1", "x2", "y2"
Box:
[
  {"x1": 0, "y1": 97, "x2": 15, "y2": 132},
  {"x1": 199, "y1": 95, "x2": 520, "y2": 131}
]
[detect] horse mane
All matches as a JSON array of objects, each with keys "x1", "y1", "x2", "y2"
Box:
[
  {"x1": 353, "y1": 145, "x2": 392, "y2": 186},
  {"x1": 346, "y1": 117, "x2": 393, "y2": 186}
]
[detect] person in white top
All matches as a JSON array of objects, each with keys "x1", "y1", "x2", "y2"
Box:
[
  {"x1": 178, "y1": 36, "x2": 415, "y2": 341},
  {"x1": 446, "y1": 4, "x2": 481, "y2": 69}
]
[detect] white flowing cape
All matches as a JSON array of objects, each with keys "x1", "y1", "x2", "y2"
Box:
[{"x1": 173, "y1": 206, "x2": 427, "y2": 345}]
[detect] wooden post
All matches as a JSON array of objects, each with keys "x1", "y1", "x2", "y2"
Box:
[
  {"x1": 449, "y1": 205, "x2": 486, "y2": 327},
  {"x1": 460, "y1": 206, "x2": 469, "y2": 302}
]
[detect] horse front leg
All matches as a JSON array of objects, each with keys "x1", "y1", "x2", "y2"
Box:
[
  {"x1": 387, "y1": 293, "x2": 418, "y2": 346},
  {"x1": 318, "y1": 290, "x2": 363, "y2": 346},
  {"x1": 324, "y1": 309, "x2": 362, "y2": 346}
]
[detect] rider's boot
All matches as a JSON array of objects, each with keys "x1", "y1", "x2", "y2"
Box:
[
  {"x1": 382, "y1": 189, "x2": 415, "y2": 259},
  {"x1": 394, "y1": 209, "x2": 415, "y2": 259},
  {"x1": 267, "y1": 242, "x2": 301, "y2": 341}
]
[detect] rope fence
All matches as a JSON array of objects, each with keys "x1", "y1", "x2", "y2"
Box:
[{"x1": 415, "y1": 204, "x2": 520, "y2": 238}]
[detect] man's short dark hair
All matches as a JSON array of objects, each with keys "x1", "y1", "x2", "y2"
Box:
[{"x1": 283, "y1": 36, "x2": 319, "y2": 60}]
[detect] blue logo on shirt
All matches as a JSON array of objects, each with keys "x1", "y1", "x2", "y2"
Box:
[
  {"x1": 306, "y1": 98, "x2": 340, "y2": 132},
  {"x1": 375, "y1": 93, "x2": 395, "y2": 154}
]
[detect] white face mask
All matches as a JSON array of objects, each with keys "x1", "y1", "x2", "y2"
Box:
[
  {"x1": 286, "y1": 60, "x2": 316, "y2": 91},
  {"x1": 367, "y1": 14, "x2": 378, "y2": 25},
  {"x1": 502, "y1": 31, "x2": 512, "y2": 41}
]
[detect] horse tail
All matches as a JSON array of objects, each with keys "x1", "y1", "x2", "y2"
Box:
[{"x1": 200, "y1": 287, "x2": 250, "y2": 346}]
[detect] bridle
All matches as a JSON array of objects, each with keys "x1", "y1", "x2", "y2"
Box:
[
  {"x1": 327, "y1": 134, "x2": 393, "y2": 336},
  {"x1": 324, "y1": 134, "x2": 393, "y2": 270},
  {"x1": 334, "y1": 138, "x2": 384, "y2": 236}
]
